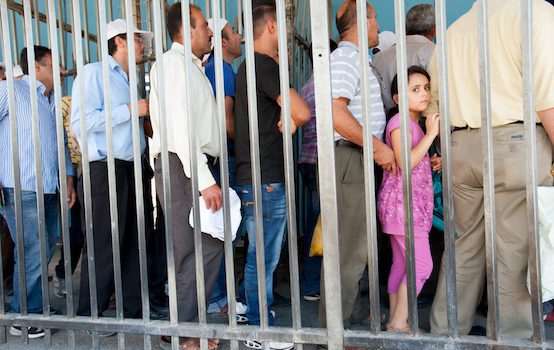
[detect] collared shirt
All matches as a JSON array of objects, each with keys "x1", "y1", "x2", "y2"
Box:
[
  {"x1": 0, "y1": 76, "x2": 75, "y2": 194},
  {"x1": 70, "y1": 55, "x2": 145, "y2": 162},
  {"x1": 373, "y1": 35, "x2": 436, "y2": 111},
  {"x1": 426, "y1": 0, "x2": 554, "y2": 127},
  {"x1": 331, "y1": 41, "x2": 386, "y2": 141},
  {"x1": 204, "y1": 54, "x2": 236, "y2": 98},
  {"x1": 149, "y1": 42, "x2": 220, "y2": 191},
  {"x1": 299, "y1": 76, "x2": 317, "y2": 164}
]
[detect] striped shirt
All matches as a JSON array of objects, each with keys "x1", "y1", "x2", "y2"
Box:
[
  {"x1": 299, "y1": 76, "x2": 318, "y2": 164},
  {"x1": 331, "y1": 41, "x2": 386, "y2": 141},
  {"x1": 0, "y1": 76, "x2": 75, "y2": 194}
]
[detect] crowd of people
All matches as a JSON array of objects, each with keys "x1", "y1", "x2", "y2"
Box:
[{"x1": 0, "y1": 0, "x2": 553, "y2": 349}]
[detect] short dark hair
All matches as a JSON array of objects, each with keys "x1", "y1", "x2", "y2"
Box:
[
  {"x1": 108, "y1": 33, "x2": 126, "y2": 56},
  {"x1": 167, "y1": 3, "x2": 199, "y2": 42},
  {"x1": 20, "y1": 45, "x2": 51, "y2": 75},
  {"x1": 252, "y1": 1, "x2": 277, "y2": 40},
  {"x1": 406, "y1": 4, "x2": 435, "y2": 37}
]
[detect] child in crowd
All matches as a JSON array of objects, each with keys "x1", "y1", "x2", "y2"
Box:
[{"x1": 377, "y1": 66, "x2": 441, "y2": 333}]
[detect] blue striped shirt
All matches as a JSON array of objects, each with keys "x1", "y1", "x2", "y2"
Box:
[
  {"x1": 0, "y1": 76, "x2": 75, "y2": 194},
  {"x1": 331, "y1": 41, "x2": 386, "y2": 141},
  {"x1": 70, "y1": 56, "x2": 145, "y2": 162}
]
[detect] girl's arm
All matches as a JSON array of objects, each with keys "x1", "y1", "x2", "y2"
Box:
[{"x1": 390, "y1": 113, "x2": 440, "y2": 170}]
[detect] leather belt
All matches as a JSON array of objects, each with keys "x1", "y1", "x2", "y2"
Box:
[{"x1": 452, "y1": 120, "x2": 542, "y2": 132}]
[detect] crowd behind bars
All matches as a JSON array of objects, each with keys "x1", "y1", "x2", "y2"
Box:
[{"x1": 0, "y1": 0, "x2": 554, "y2": 348}]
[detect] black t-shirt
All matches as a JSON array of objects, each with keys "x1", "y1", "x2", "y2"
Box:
[{"x1": 234, "y1": 53, "x2": 283, "y2": 185}]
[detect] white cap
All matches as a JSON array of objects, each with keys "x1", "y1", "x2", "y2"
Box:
[
  {"x1": 375, "y1": 31, "x2": 396, "y2": 52},
  {"x1": 189, "y1": 188, "x2": 242, "y2": 242},
  {"x1": 106, "y1": 19, "x2": 153, "y2": 42},
  {"x1": 13, "y1": 65, "x2": 23, "y2": 78}
]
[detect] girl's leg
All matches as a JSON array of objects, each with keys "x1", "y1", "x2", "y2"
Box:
[
  {"x1": 389, "y1": 293, "x2": 398, "y2": 319},
  {"x1": 388, "y1": 282, "x2": 409, "y2": 330},
  {"x1": 414, "y1": 236, "x2": 433, "y2": 295},
  {"x1": 387, "y1": 235, "x2": 406, "y2": 328}
]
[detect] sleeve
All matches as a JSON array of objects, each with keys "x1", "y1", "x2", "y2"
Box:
[
  {"x1": 256, "y1": 56, "x2": 281, "y2": 101},
  {"x1": 533, "y1": 1, "x2": 554, "y2": 112},
  {"x1": 224, "y1": 65, "x2": 236, "y2": 98},
  {"x1": 330, "y1": 55, "x2": 360, "y2": 101},
  {"x1": 424, "y1": 51, "x2": 440, "y2": 115},
  {"x1": 386, "y1": 114, "x2": 401, "y2": 139},
  {"x1": 64, "y1": 131, "x2": 76, "y2": 177},
  {"x1": 70, "y1": 65, "x2": 131, "y2": 138},
  {"x1": 0, "y1": 82, "x2": 8, "y2": 121}
]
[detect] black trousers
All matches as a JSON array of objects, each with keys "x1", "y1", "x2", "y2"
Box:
[{"x1": 77, "y1": 160, "x2": 142, "y2": 318}]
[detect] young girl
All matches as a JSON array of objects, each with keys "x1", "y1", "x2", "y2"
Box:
[{"x1": 377, "y1": 66, "x2": 441, "y2": 333}]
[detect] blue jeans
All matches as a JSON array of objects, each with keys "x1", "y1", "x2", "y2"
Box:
[
  {"x1": 0, "y1": 188, "x2": 58, "y2": 313},
  {"x1": 235, "y1": 183, "x2": 287, "y2": 326}
]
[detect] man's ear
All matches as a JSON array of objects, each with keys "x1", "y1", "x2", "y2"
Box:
[
  {"x1": 115, "y1": 36, "x2": 127, "y2": 50},
  {"x1": 267, "y1": 19, "x2": 277, "y2": 34}
]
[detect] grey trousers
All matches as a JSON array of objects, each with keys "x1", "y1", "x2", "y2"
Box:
[
  {"x1": 430, "y1": 124, "x2": 553, "y2": 338},
  {"x1": 155, "y1": 153, "x2": 224, "y2": 323},
  {"x1": 318, "y1": 144, "x2": 370, "y2": 329}
]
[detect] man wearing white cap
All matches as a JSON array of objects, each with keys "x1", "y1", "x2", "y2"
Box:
[{"x1": 70, "y1": 18, "x2": 152, "y2": 324}]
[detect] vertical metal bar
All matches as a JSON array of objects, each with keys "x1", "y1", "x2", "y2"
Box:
[
  {"x1": 46, "y1": 0, "x2": 76, "y2": 347},
  {"x1": 9, "y1": 10, "x2": 19, "y2": 64},
  {"x1": 123, "y1": 1, "x2": 152, "y2": 349},
  {"x1": 82, "y1": 0, "x2": 90, "y2": 63},
  {"x1": 31, "y1": 0, "x2": 40, "y2": 44},
  {"x1": 434, "y1": 0, "x2": 458, "y2": 339},
  {"x1": 151, "y1": 1, "x2": 178, "y2": 349},
  {"x1": 160, "y1": 1, "x2": 167, "y2": 51},
  {"x1": 275, "y1": 1, "x2": 302, "y2": 347},
  {"x1": 0, "y1": 9, "x2": 5, "y2": 335},
  {"x1": 71, "y1": 0, "x2": 100, "y2": 347},
  {"x1": 308, "y1": 1, "x2": 343, "y2": 349},
  {"x1": 179, "y1": 3, "x2": 208, "y2": 350},
  {"x1": 236, "y1": 0, "x2": 242, "y2": 35},
  {"x1": 94, "y1": 0, "x2": 100, "y2": 59},
  {"x1": 107, "y1": 0, "x2": 113, "y2": 21},
  {"x1": 22, "y1": 0, "x2": 52, "y2": 344},
  {"x1": 221, "y1": 0, "x2": 226, "y2": 18},
  {"x1": 57, "y1": 0, "x2": 66, "y2": 69},
  {"x1": 242, "y1": 0, "x2": 270, "y2": 337},
  {"x1": 356, "y1": 0, "x2": 380, "y2": 335},
  {"x1": 476, "y1": 0, "x2": 500, "y2": 341},
  {"x1": 96, "y1": 0, "x2": 126, "y2": 347},
  {"x1": 209, "y1": 1, "x2": 239, "y2": 350},
  {"x1": 521, "y1": 0, "x2": 544, "y2": 343},
  {"x1": 393, "y1": 0, "x2": 418, "y2": 334},
  {"x1": 0, "y1": 0, "x2": 23, "y2": 342}
]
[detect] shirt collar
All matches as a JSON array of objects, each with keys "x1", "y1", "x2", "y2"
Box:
[
  {"x1": 22, "y1": 75, "x2": 48, "y2": 96},
  {"x1": 170, "y1": 42, "x2": 204, "y2": 68},
  {"x1": 108, "y1": 55, "x2": 128, "y2": 80},
  {"x1": 338, "y1": 41, "x2": 359, "y2": 52}
]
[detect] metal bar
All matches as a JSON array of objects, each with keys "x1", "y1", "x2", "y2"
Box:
[
  {"x1": 123, "y1": 1, "x2": 152, "y2": 349},
  {"x1": 71, "y1": 0, "x2": 100, "y2": 347},
  {"x1": 308, "y1": 1, "x2": 343, "y2": 349},
  {"x1": 56, "y1": 0, "x2": 66, "y2": 68},
  {"x1": 521, "y1": 0, "x2": 544, "y2": 343},
  {"x1": 393, "y1": 0, "x2": 418, "y2": 334},
  {"x1": 236, "y1": 0, "x2": 242, "y2": 35},
  {"x1": 221, "y1": 0, "x2": 226, "y2": 18},
  {"x1": 208, "y1": 1, "x2": 240, "y2": 350},
  {"x1": 0, "y1": 0, "x2": 24, "y2": 342},
  {"x1": 160, "y1": 1, "x2": 167, "y2": 51},
  {"x1": 31, "y1": 0, "x2": 40, "y2": 44},
  {"x1": 9, "y1": 9, "x2": 19, "y2": 65},
  {"x1": 476, "y1": 0, "x2": 500, "y2": 340},
  {"x1": 434, "y1": 0, "x2": 458, "y2": 338},
  {"x1": 150, "y1": 1, "x2": 178, "y2": 349},
  {"x1": 242, "y1": 0, "x2": 270, "y2": 337},
  {"x1": 0, "y1": 9, "x2": 5, "y2": 335},
  {"x1": 94, "y1": 0, "x2": 100, "y2": 59},
  {"x1": 46, "y1": 0, "x2": 75, "y2": 347},
  {"x1": 23, "y1": 0, "x2": 52, "y2": 344},
  {"x1": 275, "y1": 0, "x2": 302, "y2": 346},
  {"x1": 82, "y1": 0, "x2": 90, "y2": 62},
  {"x1": 107, "y1": 0, "x2": 113, "y2": 21},
  {"x1": 96, "y1": 0, "x2": 126, "y2": 347},
  {"x1": 355, "y1": 0, "x2": 380, "y2": 335}
]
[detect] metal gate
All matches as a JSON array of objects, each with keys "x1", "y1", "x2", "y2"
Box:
[{"x1": 0, "y1": 0, "x2": 552, "y2": 349}]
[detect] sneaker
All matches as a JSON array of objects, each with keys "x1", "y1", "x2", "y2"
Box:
[
  {"x1": 10, "y1": 325, "x2": 45, "y2": 339},
  {"x1": 302, "y1": 292, "x2": 320, "y2": 301},
  {"x1": 53, "y1": 275, "x2": 66, "y2": 298},
  {"x1": 243, "y1": 340, "x2": 294, "y2": 350},
  {"x1": 272, "y1": 292, "x2": 291, "y2": 307}
]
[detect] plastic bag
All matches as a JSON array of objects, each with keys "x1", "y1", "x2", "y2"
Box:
[{"x1": 309, "y1": 215, "x2": 323, "y2": 257}]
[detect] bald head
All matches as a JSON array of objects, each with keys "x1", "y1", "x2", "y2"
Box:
[{"x1": 336, "y1": 0, "x2": 373, "y2": 38}]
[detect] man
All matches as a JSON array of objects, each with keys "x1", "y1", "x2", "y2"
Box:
[
  {"x1": 427, "y1": 0, "x2": 554, "y2": 338},
  {"x1": 373, "y1": 3, "x2": 436, "y2": 111},
  {"x1": 0, "y1": 45, "x2": 76, "y2": 338},
  {"x1": 203, "y1": 17, "x2": 248, "y2": 317},
  {"x1": 0, "y1": 63, "x2": 5, "y2": 80},
  {"x1": 149, "y1": 4, "x2": 224, "y2": 349},
  {"x1": 234, "y1": 3, "x2": 310, "y2": 349},
  {"x1": 318, "y1": 0, "x2": 396, "y2": 329},
  {"x1": 71, "y1": 19, "x2": 152, "y2": 324}
]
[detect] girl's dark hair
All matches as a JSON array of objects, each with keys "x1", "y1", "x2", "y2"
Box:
[{"x1": 387, "y1": 65, "x2": 431, "y2": 119}]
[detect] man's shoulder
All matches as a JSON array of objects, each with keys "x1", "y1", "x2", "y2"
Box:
[{"x1": 331, "y1": 44, "x2": 360, "y2": 68}]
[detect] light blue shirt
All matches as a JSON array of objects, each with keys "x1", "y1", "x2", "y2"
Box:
[
  {"x1": 70, "y1": 56, "x2": 145, "y2": 162},
  {"x1": 0, "y1": 76, "x2": 75, "y2": 194}
]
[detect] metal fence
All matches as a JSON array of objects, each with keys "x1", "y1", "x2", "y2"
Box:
[{"x1": 0, "y1": 0, "x2": 552, "y2": 349}]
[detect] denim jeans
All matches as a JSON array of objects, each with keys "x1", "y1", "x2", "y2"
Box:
[
  {"x1": 0, "y1": 188, "x2": 58, "y2": 313},
  {"x1": 235, "y1": 183, "x2": 287, "y2": 326}
]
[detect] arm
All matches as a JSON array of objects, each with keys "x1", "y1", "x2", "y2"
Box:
[
  {"x1": 225, "y1": 96, "x2": 235, "y2": 139},
  {"x1": 539, "y1": 108, "x2": 554, "y2": 145},
  {"x1": 276, "y1": 88, "x2": 311, "y2": 127}
]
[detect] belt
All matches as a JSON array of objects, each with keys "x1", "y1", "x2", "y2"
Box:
[
  {"x1": 452, "y1": 120, "x2": 542, "y2": 132},
  {"x1": 335, "y1": 139, "x2": 362, "y2": 151}
]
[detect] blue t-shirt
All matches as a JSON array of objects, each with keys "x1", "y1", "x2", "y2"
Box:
[{"x1": 204, "y1": 54, "x2": 236, "y2": 98}]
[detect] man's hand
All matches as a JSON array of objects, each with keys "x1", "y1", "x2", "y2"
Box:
[
  {"x1": 129, "y1": 99, "x2": 150, "y2": 117},
  {"x1": 430, "y1": 153, "x2": 442, "y2": 173},
  {"x1": 200, "y1": 184, "x2": 223, "y2": 212},
  {"x1": 277, "y1": 118, "x2": 298, "y2": 134},
  {"x1": 374, "y1": 141, "x2": 397, "y2": 176},
  {"x1": 66, "y1": 176, "x2": 77, "y2": 209}
]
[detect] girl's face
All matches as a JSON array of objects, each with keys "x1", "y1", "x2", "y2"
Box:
[{"x1": 407, "y1": 73, "x2": 431, "y2": 115}]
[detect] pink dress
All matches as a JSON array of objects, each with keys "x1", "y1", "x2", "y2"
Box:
[{"x1": 377, "y1": 114, "x2": 434, "y2": 237}]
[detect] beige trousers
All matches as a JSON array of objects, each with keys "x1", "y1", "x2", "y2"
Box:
[{"x1": 430, "y1": 123, "x2": 553, "y2": 338}]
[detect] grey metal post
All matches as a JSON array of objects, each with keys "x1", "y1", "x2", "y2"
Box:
[{"x1": 82, "y1": 0, "x2": 91, "y2": 63}]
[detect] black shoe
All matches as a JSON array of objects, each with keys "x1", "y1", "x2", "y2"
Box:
[
  {"x1": 272, "y1": 292, "x2": 291, "y2": 307},
  {"x1": 10, "y1": 325, "x2": 45, "y2": 339},
  {"x1": 469, "y1": 326, "x2": 486, "y2": 336},
  {"x1": 302, "y1": 292, "x2": 320, "y2": 301}
]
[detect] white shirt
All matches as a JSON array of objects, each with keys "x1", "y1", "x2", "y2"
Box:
[{"x1": 150, "y1": 42, "x2": 221, "y2": 191}]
